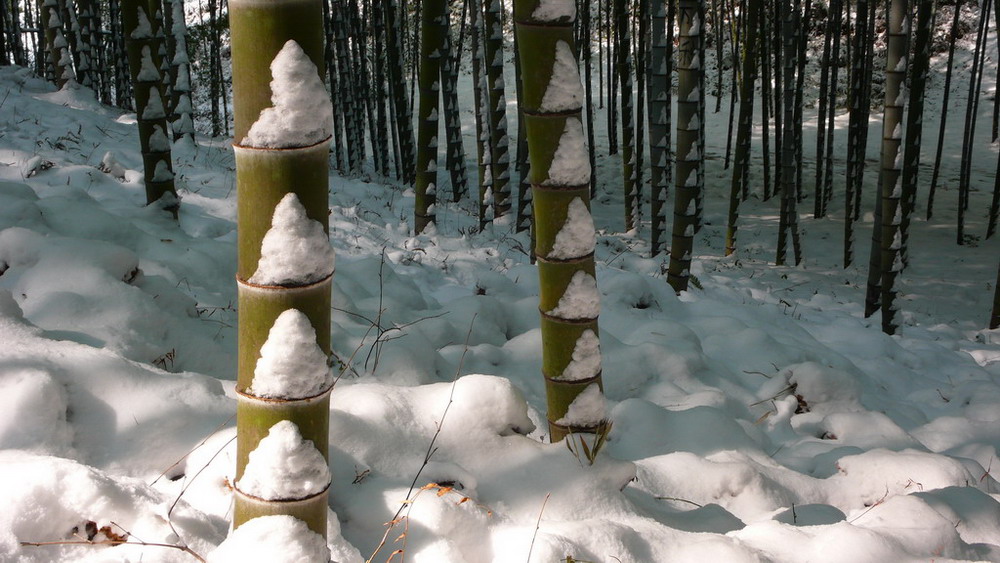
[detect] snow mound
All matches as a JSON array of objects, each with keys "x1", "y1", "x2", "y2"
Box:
[
  {"x1": 249, "y1": 309, "x2": 331, "y2": 399},
  {"x1": 209, "y1": 515, "x2": 330, "y2": 563},
  {"x1": 237, "y1": 420, "x2": 330, "y2": 501}
]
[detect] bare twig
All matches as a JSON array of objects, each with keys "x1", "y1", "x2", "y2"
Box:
[
  {"x1": 526, "y1": 493, "x2": 551, "y2": 563},
  {"x1": 366, "y1": 315, "x2": 478, "y2": 563},
  {"x1": 20, "y1": 537, "x2": 205, "y2": 562}
]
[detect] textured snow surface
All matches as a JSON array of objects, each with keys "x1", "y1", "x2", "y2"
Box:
[
  {"x1": 539, "y1": 40, "x2": 584, "y2": 112},
  {"x1": 1, "y1": 29, "x2": 1000, "y2": 561},
  {"x1": 554, "y1": 383, "x2": 606, "y2": 426},
  {"x1": 548, "y1": 197, "x2": 596, "y2": 259},
  {"x1": 236, "y1": 421, "x2": 331, "y2": 501},
  {"x1": 560, "y1": 329, "x2": 601, "y2": 381},
  {"x1": 209, "y1": 516, "x2": 330, "y2": 563},
  {"x1": 532, "y1": 0, "x2": 575, "y2": 21},
  {"x1": 243, "y1": 40, "x2": 333, "y2": 149},
  {"x1": 248, "y1": 192, "x2": 335, "y2": 286},
  {"x1": 249, "y1": 309, "x2": 331, "y2": 399},
  {"x1": 544, "y1": 117, "x2": 591, "y2": 186},
  {"x1": 548, "y1": 270, "x2": 600, "y2": 319}
]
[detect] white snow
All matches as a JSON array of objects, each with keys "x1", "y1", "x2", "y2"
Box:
[
  {"x1": 137, "y1": 46, "x2": 159, "y2": 82},
  {"x1": 243, "y1": 40, "x2": 333, "y2": 149},
  {"x1": 554, "y1": 383, "x2": 606, "y2": 427},
  {"x1": 531, "y1": 0, "x2": 575, "y2": 21},
  {"x1": 148, "y1": 125, "x2": 170, "y2": 152},
  {"x1": 249, "y1": 309, "x2": 331, "y2": 399},
  {"x1": 539, "y1": 41, "x2": 584, "y2": 112},
  {"x1": 0, "y1": 21, "x2": 999, "y2": 561},
  {"x1": 544, "y1": 117, "x2": 591, "y2": 186},
  {"x1": 151, "y1": 159, "x2": 173, "y2": 182},
  {"x1": 548, "y1": 197, "x2": 596, "y2": 260},
  {"x1": 131, "y1": 7, "x2": 152, "y2": 39},
  {"x1": 547, "y1": 270, "x2": 600, "y2": 319},
  {"x1": 247, "y1": 192, "x2": 335, "y2": 286},
  {"x1": 559, "y1": 329, "x2": 601, "y2": 381},
  {"x1": 209, "y1": 515, "x2": 330, "y2": 563},
  {"x1": 236, "y1": 420, "x2": 331, "y2": 500}
]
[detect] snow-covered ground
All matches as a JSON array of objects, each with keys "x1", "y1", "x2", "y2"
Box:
[{"x1": 2, "y1": 13, "x2": 1000, "y2": 561}]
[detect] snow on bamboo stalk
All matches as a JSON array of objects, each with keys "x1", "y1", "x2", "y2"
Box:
[
  {"x1": 229, "y1": 0, "x2": 333, "y2": 537},
  {"x1": 516, "y1": 0, "x2": 607, "y2": 443},
  {"x1": 39, "y1": 0, "x2": 74, "y2": 88},
  {"x1": 121, "y1": 0, "x2": 177, "y2": 212},
  {"x1": 668, "y1": 0, "x2": 702, "y2": 293},
  {"x1": 168, "y1": 0, "x2": 194, "y2": 143}
]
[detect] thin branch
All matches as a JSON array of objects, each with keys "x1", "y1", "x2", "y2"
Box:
[{"x1": 526, "y1": 493, "x2": 551, "y2": 563}]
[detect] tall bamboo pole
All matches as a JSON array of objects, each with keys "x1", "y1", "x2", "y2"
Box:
[
  {"x1": 229, "y1": 0, "x2": 333, "y2": 537},
  {"x1": 515, "y1": 0, "x2": 607, "y2": 443},
  {"x1": 122, "y1": 0, "x2": 177, "y2": 210}
]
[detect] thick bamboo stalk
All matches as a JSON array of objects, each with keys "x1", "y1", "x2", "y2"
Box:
[
  {"x1": 230, "y1": 0, "x2": 333, "y2": 538},
  {"x1": 122, "y1": 0, "x2": 177, "y2": 210},
  {"x1": 668, "y1": 0, "x2": 703, "y2": 292},
  {"x1": 515, "y1": 3, "x2": 607, "y2": 443}
]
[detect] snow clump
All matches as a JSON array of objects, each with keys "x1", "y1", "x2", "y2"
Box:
[
  {"x1": 539, "y1": 41, "x2": 583, "y2": 112},
  {"x1": 544, "y1": 117, "x2": 591, "y2": 186},
  {"x1": 243, "y1": 40, "x2": 333, "y2": 149},
  {"x1": 208, "y1": 515, "x2": 331, "y2": 563},
  {"x1": 548, "y1": 197, "x2": 595, "y2": 259},
  {"x1": 532, "y1": 0, "x2": 575, "y2": 21},
  {"x1": 560, "y1": 329, "x2": 601, "y2": 381},
  {"x1": 548, "y1": 270, "x2": 600, "y2": 319},
  {"x1": 236, "y1": 420, "x2": 331, "y2": 501},
  {"x1": 248, "y1": 192, "x2": 335, "y2": 286},
  {"x1": 555, "y1": 383, "x2": 606, "y2": 427},
  {"x1": 249, "y1": 309, "x2": 331, "y2": 399}
]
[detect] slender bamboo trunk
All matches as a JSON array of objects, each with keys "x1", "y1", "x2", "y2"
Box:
[
  {"x1": 899, "y1": 0, "x2": 933, "y2": 260},
  {"x1": 39, "y1": 0, "x2": 74, "y2": 87},
  {"x1": 873, "y1": 0, "x2": 908, "y2": 333},
  {"x1": 926, "y1": 0, "x2": 961, "y2": 220},
  {"x1": 515, "y1": 0, "x2": 607, "y2": 443},
  {"x1": 485, "y1": 0, "x2": 512, "y2": 224},
  {"x1": 776, "y1": 0, "x2": 801, "y2": 266},
  {"x1": 441, "y1": 0, "x2": 468, "y2": 201},
  {"x1": 649, "y1": 0, "x2": 673, "y2": 257},
  {"x1": 513, "y1": 13, "x2": 532, "y2": 232},
  {"x1": 814, "y1": 0, "x2": 835, "y2": 217},
  {"x1": 386, "y1": 0, "x2": 415, "y2": 183},
  {"x1": 616, "y1": 0, "x2": 637, "y2": 231},
  {"x1": 470, "y1": 0, "x2": 494, "y2": 228},
  {"x1": 668, "y1": 0, "x2": 702, "y2": 292},
  {"x1": 821, "y1": 0, "x2": 843, "y2": 213},
  {"x1": 843, "y1": 0, "x2": 867, "y2": 267},
  {"x1": 414, "y1": 0, "x2": 445, "y2": 234},
  {"x1": 724, "y1": 0, "x2": 758, "y2": 256},
  {"x1": 122, "y1": 0, "x2": 177, "y2": 210},
  {"x1": 958, "y1": 0, "x2": 990, "y2": 245},
  {"x1": 229, "y1": 0, "x2": 333, "y2": 537}
]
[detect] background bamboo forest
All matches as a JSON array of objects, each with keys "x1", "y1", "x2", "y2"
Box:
[{"x1": 3, "y1": 0, "x2": 1000, "y2": 560}]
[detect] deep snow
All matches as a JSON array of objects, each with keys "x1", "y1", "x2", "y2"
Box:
[{"x1": 0, "y1": 11, "x2": 999, "y2": 561}]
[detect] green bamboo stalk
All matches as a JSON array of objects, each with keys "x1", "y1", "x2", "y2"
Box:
[
  {"x1": 668, "y1": 0, "x2": 703, "y2": 292},
  {"x1": 230, "y1": 0, "x2": 333, "y2": 537},
  {"x1": 121, "y1": 0, "x2": 177, "y2": 211},
  {"x1": 515, "y1": 0, "x2": 607, "y2": 443}
]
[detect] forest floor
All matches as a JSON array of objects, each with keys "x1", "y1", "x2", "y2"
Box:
[{"x1": 1, "y1": 14, "x2": 1000, "y2": 562}]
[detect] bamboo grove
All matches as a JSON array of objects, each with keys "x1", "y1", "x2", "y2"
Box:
[{"x1": 2, "y1": 0, "x2": 999, "y2": 333}]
